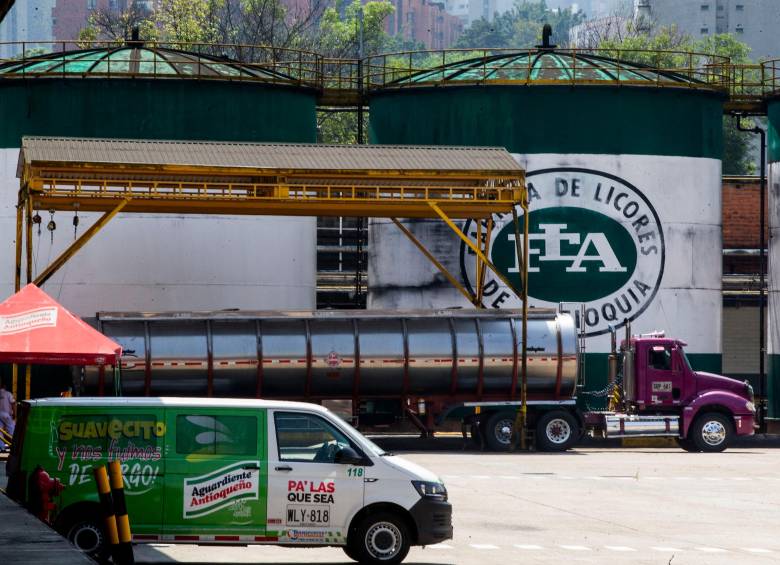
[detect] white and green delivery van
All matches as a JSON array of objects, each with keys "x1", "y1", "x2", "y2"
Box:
[{"x1": 6, "y1": 397, "x2": 453, "y2": 564}]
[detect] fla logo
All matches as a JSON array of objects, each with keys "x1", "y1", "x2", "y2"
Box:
[{"x1": 460, "y1": 168, "x2": 665, "y2": 337}]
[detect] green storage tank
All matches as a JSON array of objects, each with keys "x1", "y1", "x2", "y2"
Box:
[
  {"x1": 368, "y1": 49, "x2": 726, "y2": 398},
  {"x1": 0, "y1": 44, "x2": 318, "y2": 314}
]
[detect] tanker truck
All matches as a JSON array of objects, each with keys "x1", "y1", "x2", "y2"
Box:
[{"x1": 80, "y1": 308, "x2": 756, "y2": 452}]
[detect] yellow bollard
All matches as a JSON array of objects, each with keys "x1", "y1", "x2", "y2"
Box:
[
  {"x1": 93, "y1": 465, "x2": 119, "y2": 557},
  {"x1": 108, "y1": 460, "x2": 134, "y2": 565}
]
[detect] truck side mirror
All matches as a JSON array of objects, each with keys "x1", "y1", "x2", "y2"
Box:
[{"x1": 334, "y1": 446, "x2": 365, "y2": 465}]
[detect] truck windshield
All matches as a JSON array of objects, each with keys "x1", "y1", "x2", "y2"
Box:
[{"x1": 679, "y1": 347, "x2": 693, "y2": 370}]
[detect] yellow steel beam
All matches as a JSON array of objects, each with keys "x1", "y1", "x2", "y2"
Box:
[
  {"x1": 14, "y1": 192, "x2": 23, "y2": 292},
  {"x1": 475, "y1": 220, "x2": 483, "y2": 304},
  {"x1": 30, "y1": 195, "x2": 513, "y2": 219},
  {"x1": 34, "y1": 199, "x2": 130, "y2": 288},
  {"x1": 477, "y1": 217, "x2": 493, "y2": 304},
  {"x1": 391, "y1": 218, "x2": 482, "y2": 308},
  {"x1": 428, "y1": 201, "x2": 524, "y2": 301},
  {"x1": 25, "y1": 196, "x2": 33, "y2": 284}
]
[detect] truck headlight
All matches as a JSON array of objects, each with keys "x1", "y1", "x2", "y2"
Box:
[
  {"x1": 745, "y1": 401, "x2": 756, "y2": 414},
  {"x1": 412, "y1": 481, "x2": 448, "y2": 501}
]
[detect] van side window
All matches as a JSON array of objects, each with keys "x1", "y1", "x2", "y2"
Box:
[
  {"x1": 56, "y1": 414, "x2": 163, "y2": 460},
  {"x1": 176, "y1": 415, "x2": 257, "y2": 456},
  {"x1": 275, "y1": 412, "x2": 353, "y2": 463}
]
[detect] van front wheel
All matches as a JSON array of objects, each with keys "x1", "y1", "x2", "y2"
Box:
[{"x1": 348, "y1": 512, "x2": 411, "y2": 564}]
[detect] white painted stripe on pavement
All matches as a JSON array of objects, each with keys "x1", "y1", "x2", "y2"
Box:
[
  {"x1": 696, "y1": 547, "x2": 728, "y2": 553},
  {"x1": 499, "y1": 475, "x2": 520, "y2": 480},
  {"x1": 514, "y1": 544, "x2": 544, "y2": 550},
  {"x1": 427, "y1": 544, "x2": 453, "y2": 550},
  {"x1": 742, "y1": 548, "x2": 773, "y2": 554},
  {"x1": 560, "y1": 545, "x2": 591, "y2": 551},
  {"x1": 605, "y1": 546, "x2": 636, "y2": 552},
  {"x1": 470, "y1": 475, "x2": 491, "y2": 480},
  {"x1": 470, "y1": 544, "x2": 499, "y2": 550},
  {"x1": 652, "y1": 547, "x2": 684, "y2": 552}
]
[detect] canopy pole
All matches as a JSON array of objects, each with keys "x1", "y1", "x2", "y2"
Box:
[
  {"x1": 34, "y1": 199, "x2": 130, "y2": 287},
  {"x1": 391, "y1": 218, "x2": 483, "y2": 307},
  {"x1": 427, "y1": 202, "x2": 524, "y2": 301},
  {"x1": 24, "y1": 364, "x2": 31, "y2": 400},
  {"x1": 11, "y1": 364, "x2": 18, "y2": 403}
]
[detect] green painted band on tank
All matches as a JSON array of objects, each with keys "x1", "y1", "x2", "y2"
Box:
[
  {"x1": 767, "y1": 354, "x2": 780, "y2": 419},
  {"x1": 0, "y1": 79, "x2": 317, "y2": 148},
  {"x1": 768, "y1": 100, "x2": 780, "y2": 163},
  {"x1": 368, "y1": 85, "x2": 724, "y2": 159}
]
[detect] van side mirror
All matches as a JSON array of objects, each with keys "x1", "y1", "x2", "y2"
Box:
[{"x1": 334, "y1": 446, "x2": 364, "y2": 465}]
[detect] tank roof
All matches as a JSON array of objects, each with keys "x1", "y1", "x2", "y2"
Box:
[
  {"x1": 0, "y1": 44, "x2": 298, "y2": 83},
  {"x1": 381, "y1": 49, "x2": 725, "y2": 91}
]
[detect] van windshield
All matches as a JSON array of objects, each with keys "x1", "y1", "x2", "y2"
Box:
[{"x1": 330, "y1": 414, "x2": 386, "y2": 456}]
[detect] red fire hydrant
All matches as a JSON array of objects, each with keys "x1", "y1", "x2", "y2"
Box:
[{"x1": 30, "y1": 466, "x2": 64, "y2": 523}]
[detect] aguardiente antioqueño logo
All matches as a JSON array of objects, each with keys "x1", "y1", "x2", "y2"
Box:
[{"x1": 460, "y1": 168, "x2": 665, "y2": 337}]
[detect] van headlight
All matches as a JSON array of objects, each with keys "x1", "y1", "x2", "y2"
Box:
[{"x1": 412, "y1": 481, "x2": 448, "y2": 501}]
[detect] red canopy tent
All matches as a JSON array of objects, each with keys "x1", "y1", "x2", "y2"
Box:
[{"x1": 0, "y1": 284, "x2": 122, "y2": 397}]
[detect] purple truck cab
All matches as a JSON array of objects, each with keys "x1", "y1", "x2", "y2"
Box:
[{"x1": 629, "y1": 337, "x2": 756, "y2": 450}]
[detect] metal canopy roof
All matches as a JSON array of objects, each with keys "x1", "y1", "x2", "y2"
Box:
[{"x1": 19, "y1": 137, "x2": 523, "y2": 178}]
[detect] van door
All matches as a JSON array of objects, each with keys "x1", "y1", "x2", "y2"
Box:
[
  {"x1": 267, "y1": 410, "x2": 365, "y2": 545},
  {"x1": 163, "y1": 408, "x2": 268, "y2": 539}
]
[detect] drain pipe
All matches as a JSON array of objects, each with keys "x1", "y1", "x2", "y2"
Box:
[{"x1": 735, "y1": 116, "x2": 767, "y2": 412}]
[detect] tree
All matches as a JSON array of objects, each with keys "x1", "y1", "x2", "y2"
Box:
[
  {"x1": 78, "y1": 1, "x2": 150, "y2": 43},
  {"x1": 456, "y1": 1, "x2": 585, "y2": 49}
]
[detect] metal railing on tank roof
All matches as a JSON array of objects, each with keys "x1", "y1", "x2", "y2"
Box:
[
  {"x1": 762, "y1": 59, "x2": 780, "y2": 97},
  {"x1": 0, "y1": 40, "x2": 323, "y2": 89},
  {"x1": 363, "y1": 48, "x2": 731, "y2": 92}
]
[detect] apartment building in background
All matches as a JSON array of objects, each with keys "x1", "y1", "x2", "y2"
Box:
[
  {"x1": 0, "y1": 0, "x2": 56, "y2": 57},
  {"x1": 643, "y1": 0, "x2": 780, "y2": 59},
  {"x1": 385, "y1": 0, "x2": 464, "y2": 49}
]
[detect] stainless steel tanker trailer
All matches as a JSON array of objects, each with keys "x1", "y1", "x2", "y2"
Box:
[{"x1": 81, "y1": 308, "x2": 756, "y2": 452}]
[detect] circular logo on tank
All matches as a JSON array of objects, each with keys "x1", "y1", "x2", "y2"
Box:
[{"x1": 460, "y1": 168, "x2": 665, "y2": 337}]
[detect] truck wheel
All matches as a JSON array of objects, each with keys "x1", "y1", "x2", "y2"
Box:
[
  {"x1": 675, "y1": 437, "x2": 700, "y2": 452},
  {"x1": 348, "y1": 512, "x2": 411, "y2": 565},
  {"x1": 690, "y1": 412, "x2": 733, "y2": 453},
  {"x1": 536, "y1": 410, "x2": 579, "y2": 452},
  {"x1": 482, "y1": 411, "x2": 516, "y2": 451},
  {"x1": 63, "y1": 516, "x2": 111, "y2": 563}
]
